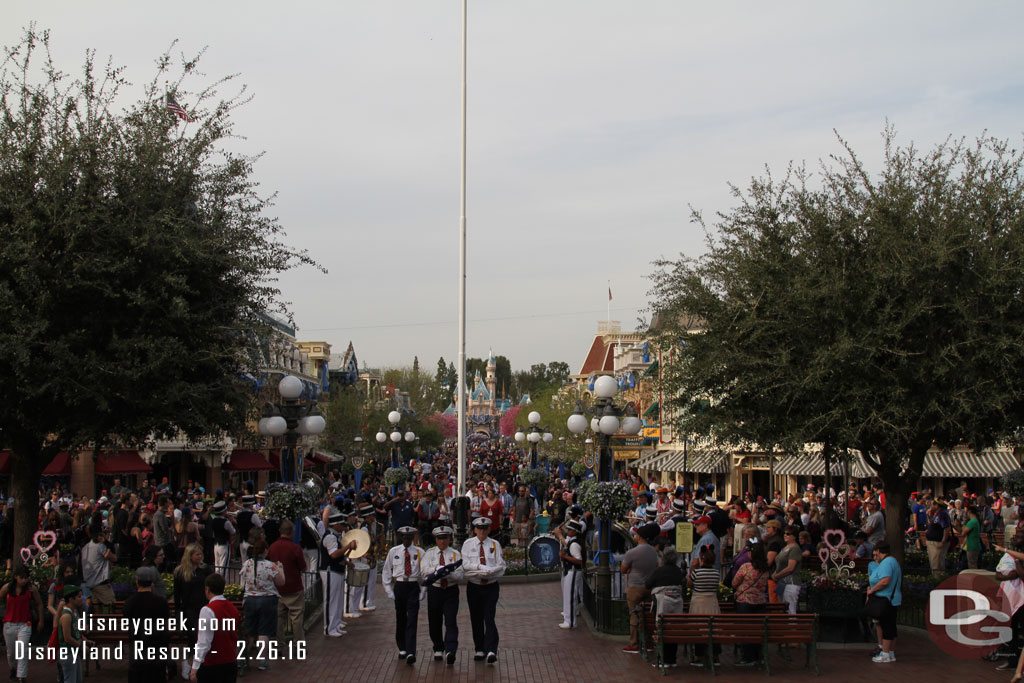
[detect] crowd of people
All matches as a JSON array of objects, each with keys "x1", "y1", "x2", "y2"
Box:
[{"x1": 0, "y1": 439, "x2": 1022, "y2": 680}]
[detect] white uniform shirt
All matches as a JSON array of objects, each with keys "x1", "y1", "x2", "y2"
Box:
[
  {"x1": 460, "y1": 536, "x2": 506, "y2": 585},
  {"x1": 421, "y1": 546, "x2": 465, "y2": 587},
  {"x1": 322, "y1": 531, "x2": 345, "y2": 574},
  {"x1": 381, "y1": 543, "x2": 425, "y2": 597}
]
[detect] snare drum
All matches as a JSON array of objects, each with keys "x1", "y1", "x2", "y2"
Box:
[
  {"x1": 347, "y1": 558, "x2": 370, "y2": 587},
  {"x1": 527, "y1": 533, "x2": 562, "y2": 572}
]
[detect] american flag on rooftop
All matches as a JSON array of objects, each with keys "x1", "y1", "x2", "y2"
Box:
[{"x1": 165, "y1": 93, "x2": 193, "y2": 122}]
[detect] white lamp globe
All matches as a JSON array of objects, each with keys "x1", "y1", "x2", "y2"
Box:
[
  {"x1": 599, "y1": 415, "x2": 620, "y2": 435},
  {"x1": 621, "y1": 416, "x2": 643, "y2": 435},
  {"x1": 528, "y1": 411, "x2": 541, "y2": 425},
  {"x1": 278, "y1": 375, "x2": 304, "y2": 400},
  {"x1": 543, "y1": 432, "x2": 553, "y2": 443},
  {"x1": 514, "y1": 431, "x2": 525, "y2": 443},
  {"x1": 264, "y1": 416, "x2": 288, "y2": 437},
  {"x1": 566, "y1": 414, "x2": 587, "y2": 434},
  {"x1": 376, "y1": 431, "x2": 387, "y2": 443},
  {"x1": 404, "y1": 431, "x2": 415, "y2": 442},
  {"x1": 590, "y1": 417, "x2": 600, "y2": 433},
  {"x1": 257, "y1": 418, "x2": 270, "y2": 435},
  {"x1": 297, "y1": 414, "x2": 326, "y2": 435},
  {"x1": 527, "y1": 431, "x2": 541, "y2": 444},
  {"x1": 584, "y1": 437, "x2": 594, "y2": 444},
  {"x1": 390, "y1": 430, "x2": 402, "y2": 443},
  {"x1": 388, "y1": 410, "x2": 402, "y2": 425},
  {"x1": 593, "y1": 375, "x2": 618, "y2": 399}
]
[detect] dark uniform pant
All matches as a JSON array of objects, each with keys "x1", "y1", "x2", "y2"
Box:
[
  {"x1": 466, "y1": 582, "x2": 499, "y2": 654},
  {"x1": 427, "y1": 585, "x2": 460, "y2": 653},
  {"x1": 393, "y1": 581, "x2": 420, "y2": 652}
]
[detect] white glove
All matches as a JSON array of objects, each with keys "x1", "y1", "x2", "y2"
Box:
[
  {"x1": 419, "y1": 588, "x2": 427, "y2": 602},
  {"x1": 385, "y1": 589, "x2": 395, "y2": 600}
]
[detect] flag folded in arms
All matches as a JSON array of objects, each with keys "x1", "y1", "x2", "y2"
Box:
[{"x1": 165, "y1": 93, "x2": 193, "y2": 122}]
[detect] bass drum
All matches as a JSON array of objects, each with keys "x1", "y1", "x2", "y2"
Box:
[
  {"x1": 584, "y1": 522, "x2": 636, "y2": 555},
  {"x1": 527, "y1": 534, "x2": 562, "y2": 572}
]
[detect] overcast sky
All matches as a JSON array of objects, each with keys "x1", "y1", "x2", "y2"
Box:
[{"x1": 8, "y1": 2, "x2": 1024, "y2": 374}]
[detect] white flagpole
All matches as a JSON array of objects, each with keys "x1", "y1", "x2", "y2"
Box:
[{"x1": 457, "y1": 0, "x2": 468, "y2": 502}]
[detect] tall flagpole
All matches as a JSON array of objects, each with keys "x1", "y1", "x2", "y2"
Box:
[{"x1": 457, "y1": 0, "x2": 468, "y2": 505}]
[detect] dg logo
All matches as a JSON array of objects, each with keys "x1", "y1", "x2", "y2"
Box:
[
  {"x1": 926, "y1": 572, "x2": 1012, "y2": 658},
  {"x1": 582, "y1": 453, "x2": 597, "y2": 470}
]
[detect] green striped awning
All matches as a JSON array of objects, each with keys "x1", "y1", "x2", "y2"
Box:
[
  {"x1": 661, "y1": 450, "x2": 730, "y2": 474},
  {"x1": 642, "y1": 360, "x2": 660, "y2": 377},
  {"x1": 921, "y1": 448, "x2": 1019, "y2": 478},
  {"x1": 630, "y1": 449, "x2": 680, "y2": 471},
  {"x1": 774, "y1": 452, "x2": 874, "y2": 479}
]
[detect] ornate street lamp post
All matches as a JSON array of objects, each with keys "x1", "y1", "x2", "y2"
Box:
[
  {"x1": 566, "y1": 375, "x2": 642, "y2": 632},
  {"x1": 514, "y1": 411, "x2": 552, "y2": 469},
  {"x1": 257, "y1": 375, "x2": 326, "y2": 484},
  {"x1": 376, "y1": 410, "x2": 415, "y2": 493}
]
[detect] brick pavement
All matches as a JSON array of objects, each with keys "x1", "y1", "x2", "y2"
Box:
[{"x1": 7, "y1": 579, "x2": 1010, "y2": 682}]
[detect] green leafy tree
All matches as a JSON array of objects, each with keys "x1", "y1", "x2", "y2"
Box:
[
  {"x1": 321, "y1": 387, "x2": 366, "y2": 454},
  {"x1": 0, "y1": 29, "x2": 316, "y2": 563},
  {"x1": 649, "y1": 130, "x2": 1024, "y2": 563}
]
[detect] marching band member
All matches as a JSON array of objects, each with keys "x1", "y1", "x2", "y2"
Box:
[
  {"x1": 382, "y1": 526, "x2": 424, "y2": 666},
  {"x1": 319, "y1": 513, "x2": 355, "y2": 637},
  {"x1": 343, "y1": 508, "x2": 363, "y2": 620},
  {"x1": 558, "y1": 520, "x2": 584, "y2": 629},
  {"x1": 357, "y1": 503, "x2": 379, "y2": 612},
  {"x1": 461, "y1": 517, "x2": 506, "y2": 664},
  {"x1": 421, "y1": 525, "x2": 464, "y2": 665}
]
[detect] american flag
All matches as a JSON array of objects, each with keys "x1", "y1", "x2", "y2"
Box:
[{"x1": 165, "y1": 93, "x2": 193, "y2": 122}]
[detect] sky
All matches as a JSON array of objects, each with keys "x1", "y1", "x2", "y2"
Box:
[{"x1": 8, "y1": 2, "x2": 1024, "y2": 374}]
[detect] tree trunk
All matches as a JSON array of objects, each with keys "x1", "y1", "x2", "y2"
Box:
[
  {"x1": 874, "y1": 446, "x2": 927, "y2": 566},
  {"x1": 10, "y1": 448, "x2": 44, "y2": 570}
]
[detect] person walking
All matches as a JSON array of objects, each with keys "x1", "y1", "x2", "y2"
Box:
[
  {"x1": 1, "y1": 566, "x2": 44, "y2": 682},
  {"x1": 267, "y1": 520, "x2": 307, "y2": 645},
  {"x1": 382, "y1": 526, "x2": 425, "y2": 666},
  {"x1": 174, "y1": 544, "x2": 213, "y2": 652},
  {"x1": 189, "y1": 573, "x2": 240, "y2": 683},
  {"x1": 620, "y1": 523, "x2": 660, "y2": 654},
  {"x1": 124, "y1": 567, "x2": 171, "y2": 683},
  {"x1": 867, "y1": 541, "x2": 902, "y2": 663},
  {"x1": 319, "y1": 513, "x2": 355, "y2": 638},
  {"x1": 421, "y1": 525, "x2": 464, "y2": 665},
  {"x1": 461, "y1": 517, "x2": 507, "y2": 664}
]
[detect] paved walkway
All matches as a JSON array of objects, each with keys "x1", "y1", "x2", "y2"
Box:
[{"x1": 10, "y1": 579, "x2": 1011, "y2": 681}]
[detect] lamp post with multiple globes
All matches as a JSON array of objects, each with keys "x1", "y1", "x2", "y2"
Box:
[
  {"x1": 257, "y1": 374, "x2": 326, "y2": 484},
  {"x1": 514, "y1": 411, "x2": 552, "y2": 469},
  {"x1": 566, "y1": 375, "x2": 642, "y2": 632}
]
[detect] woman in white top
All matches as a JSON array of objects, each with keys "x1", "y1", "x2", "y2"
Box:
[{"x1": 239, "y1": 540, "x2": 285, "y2": 672}]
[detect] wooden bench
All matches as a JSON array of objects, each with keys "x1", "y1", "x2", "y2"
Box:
[
  {"x1": 637, "y1": 601, "x2": 786, "y2": 663},
  {"x1": 654, "y1": 613, "x2": 818, "y2": 676}
]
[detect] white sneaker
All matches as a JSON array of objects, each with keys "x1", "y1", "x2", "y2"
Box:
[
  {"x1": 359, "y1": 605, "x2": 377, "y2": 612},
  {"x1": 328, "y1": 629, "x2": 346, "y2": 637},
  {"x1": 871, "y1": 652, "x2": 894, "y2": 663},
  {"x1": 558, "y1": 623, "x2": 572, "y2": 629},
  {"x1": 434, "y1": 651, "x2": 443, "y2": 660},
  {"x1": 344, "y1": 612, "x2": 361, "y2": 619}
]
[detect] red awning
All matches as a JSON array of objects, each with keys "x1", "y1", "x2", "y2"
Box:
[
  {"x1": 94, "y1": 451, "x2": 152, "y2": 475},
  {"x1": 0, "y1": 451, "x2": 10, "y2": 475},
  {"x1": 223, "y1": 450, "x2": 274, "y2": 471},
  {"x1": 43, "y1": 452, "x2": 72, "y2": 476},
  {"x1": 311, "y1": 452, "x2": 330, "y2": 465}
]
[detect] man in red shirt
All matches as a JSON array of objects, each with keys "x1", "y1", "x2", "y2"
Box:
[{"x1": 268, "y1": 519, "x2": 307, "y2": 643}]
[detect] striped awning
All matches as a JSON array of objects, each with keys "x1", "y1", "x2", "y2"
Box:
[
  {"x1": 775, "y1": 452, "x2": 874, "y2": 479},
  {"x1": 662, "y1": 450, "x2": 730, "y2": 474},
  {"x1": 630, "y1": 449, "x2": 679, "y2": 471},
  {"x1": 921, "y1": 448, "x2": 1019, "y2": 478}
]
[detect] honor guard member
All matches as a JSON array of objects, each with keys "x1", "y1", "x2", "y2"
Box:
[
  {"x1": 558, "y1": 520, "x2": 584, "y2": 629},
  {"x1": 356, "y1": 503, "x2": 379, "y2": 612},
  {"x1": 461, "y1": 517, "x2": 507, "y2": 664},
  {"x1": 237, "y1": 494, "x2": 262, "y2": 561},
  {"x1": 210, "y1": 501, "x2": 235, "y2": 577},
  {"x1": 421, "y1": 525, "x2": 464, "y2": 665},
  {"x1": 382, "y1": 526, "x2": 424, "y2": 666},
  {"x1": 320, "y1": 513, "x2": 356, "y2": 637}
]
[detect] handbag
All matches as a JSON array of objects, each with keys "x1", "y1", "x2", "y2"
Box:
[{"x1": 862, "y1": 594, "x2": 889, "y2": 619}]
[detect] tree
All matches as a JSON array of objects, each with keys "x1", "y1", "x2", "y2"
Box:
[
  {"x1": 380, "y1": 366, "x2": 441, "y2": 415},
  {"x1": 0, "y1": 30, "x2": 316, "y2": 564},
  {"x1": 649, "y1": 130, "x2": 1024, "y2": 563},
  {"x1": 321, "y1": 387, "x2": 366, "y2": 454}
]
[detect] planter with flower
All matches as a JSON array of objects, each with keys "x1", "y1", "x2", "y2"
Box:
[
  {"x1": 576, "y1": 479, "x2": 634, "y2": 522},
  {"x1": 261, "y1": 481, "x2": 319, "y2": 521},
  {"x1": 384, "y1": 466, "x2": 411, "y2": 489}
]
